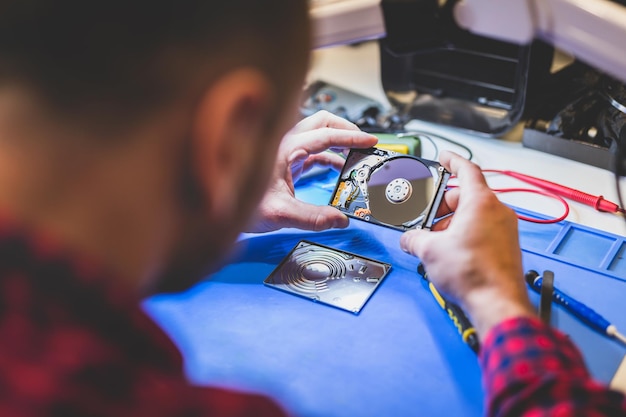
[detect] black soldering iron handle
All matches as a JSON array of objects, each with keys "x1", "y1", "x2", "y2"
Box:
[
  {"x1": 417, "y1": 263, "x2": 480, "y2": 353},
  {"x1": 442, "y1": 294, "x2": 480, "y2": 353}
]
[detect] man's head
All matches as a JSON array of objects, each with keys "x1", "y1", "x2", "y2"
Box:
[{"x1": 0, "y1": 0, "x2": 310, "y2": 292}]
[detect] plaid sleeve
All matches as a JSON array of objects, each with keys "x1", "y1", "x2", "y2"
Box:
[
  {"x1": 0, "y1": 221, "x2": 290, "y2": 417},
  {"x1": 480, "y1": 317, "x2": 626, "y2": 417}
]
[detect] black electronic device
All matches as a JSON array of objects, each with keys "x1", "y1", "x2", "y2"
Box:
[
  {"x1": 379, "y1": 0, "x2": 542, "y2": 136},
  {"x1": 329, "y1": 147, "x2": 449, "y2": 231}
]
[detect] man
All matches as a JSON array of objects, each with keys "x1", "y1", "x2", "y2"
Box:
[
  {"x1": 0, "y1": 1, "x2": 375, "y2": 415},
  {"x1": 0, "y1": 2, "x2": 624, "y2": 417}
]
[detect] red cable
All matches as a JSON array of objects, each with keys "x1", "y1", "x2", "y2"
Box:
[
  {"x1": 449, "y1": 170, "x2": 571, "y2": 224},
  {"x1": 483, "y1": 170, "x2": 624, "y2": 213},
  {"x1": 484, "y1": 170, "x2": 571, "y2": 224},
  {"x1": 490, "y1": 187, "x2": 570, "y2": 224},
  {"x1": 450, "y1": 168, "x2": 625, "y2": 223}
]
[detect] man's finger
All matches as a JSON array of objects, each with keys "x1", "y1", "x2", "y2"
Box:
[
  {"x1": 302, "y1": 152, "x2": 346, "y2": 172},
  {"x1": 431, "y1": 215, "x2": 453, "y2": 231},
  {"x1": 435, "y1": 187, "x2": 460, "y2": 218},
  {"x1": 439, "y1": 151, "x2": 489, "y2": 191},
  {"x1": 291, "y1": 110, "x2": 361, "y2": 133},
  {"x1": 399, "y1": 228, "x2": 432, "y2": 259},
  {"x1": 279, "y1": 200, "x2": 350, "y2": 231},
  {"x1": 289, "y1": 128, "x2": 378, "y2": 156}
]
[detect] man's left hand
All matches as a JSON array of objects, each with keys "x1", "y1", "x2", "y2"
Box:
[{"x1": 247, "y1": 111, "x2": 378, "y2": 233}]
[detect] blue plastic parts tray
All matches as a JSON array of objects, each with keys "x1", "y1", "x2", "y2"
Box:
[{"x1": 143, "y1": 170, "x2": 626, "y2": 417}]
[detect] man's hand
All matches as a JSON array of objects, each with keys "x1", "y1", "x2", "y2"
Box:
[
  {"x1": 247, "y1": 111, "x2": 378, "y2": 233},
  {"x1": 400, "y1": 151, "x2": 535, "y2": 338}
]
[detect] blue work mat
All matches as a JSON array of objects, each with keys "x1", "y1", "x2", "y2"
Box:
[{"x1": 143, "y1": 171, "x2": 626, "y2": 417}]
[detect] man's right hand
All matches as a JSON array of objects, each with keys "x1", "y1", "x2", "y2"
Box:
[{"x1": 400, "y1": 151, "x2": 535, "y2": 339}]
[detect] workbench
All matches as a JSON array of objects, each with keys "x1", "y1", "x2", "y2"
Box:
[{"x1": 143, "y1": 42, "x2": 626, "y2": 417}]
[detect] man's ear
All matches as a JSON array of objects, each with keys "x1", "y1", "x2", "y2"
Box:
[{"x1": 191, "y1": 68, "x2": 275, "y2": 219}]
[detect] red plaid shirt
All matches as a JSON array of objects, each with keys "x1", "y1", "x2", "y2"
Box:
[
  {"x1": 481, "y1": 317, "x2": 626, "y2": 416},
  {"x1": 0, "y1": 219, "x2": 288, "y2": 417}
]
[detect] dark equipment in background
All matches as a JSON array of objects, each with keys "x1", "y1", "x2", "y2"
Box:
[
  {"x1": 379, "y1": 0, "x2": 536, "y2": 136},
  {"x1": 523, "y1": 62, "x2": 626, "y2": 172},
  {"x1": 378, "y1": 0, "x2": 626, "y2": 173}
]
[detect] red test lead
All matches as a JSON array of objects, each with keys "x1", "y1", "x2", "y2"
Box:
[{"x1": 501, "y1": 170, "x2": 625, "y2": 214}]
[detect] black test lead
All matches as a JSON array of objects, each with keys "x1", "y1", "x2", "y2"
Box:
[
  {"x1": 525, "y1": 270, "x2": 626, "y2": 346},
  {"x1": 417, "y1": 263, "x2": 480, "y2": 353}
]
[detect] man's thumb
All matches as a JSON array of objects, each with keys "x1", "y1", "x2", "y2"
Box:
[{"x1": 399, "y1": 229, "x2": 431, "y2": 258}]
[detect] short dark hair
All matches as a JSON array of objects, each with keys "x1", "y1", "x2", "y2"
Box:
[{"x1": 0, "y1": 0, "x2": 309, "y2": 129}]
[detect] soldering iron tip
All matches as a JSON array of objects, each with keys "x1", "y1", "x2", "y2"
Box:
[
  {"x1": 608, "y1": 325, "x2": 626, "y2": 346},
  {"x1": 614, "y1": 331, "x2": 626, "y2": 346}
]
